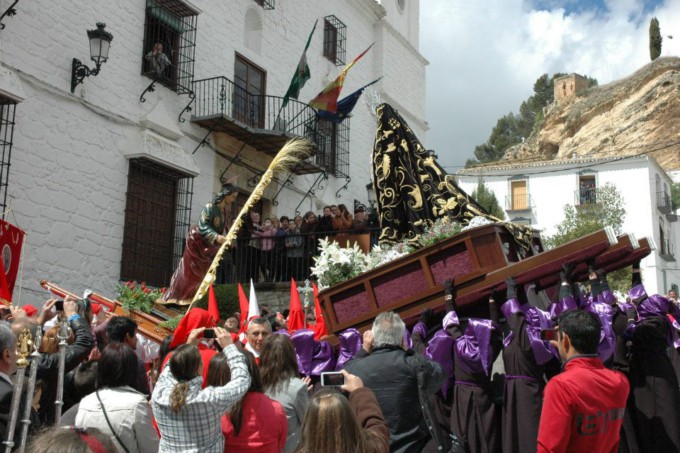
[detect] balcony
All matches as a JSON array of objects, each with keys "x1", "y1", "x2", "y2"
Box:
[
  {"x1": 575, "y1": 187, "x2": 599, "y2": 206},
  {"x1": 216, "y1": 229, "x2": 379, "y2": 285},
  {"x1": 191, "y1": 76, "x2": 326, "y2": 175},
  {"x1": 657, "y1": 191, "x2": 672, "y2": 214},
  {"x1": 505, "y1": 193, "x2": 534, "y2": 212},
  {"x1": 659, "y1": 238, "x2": 676, "y2": 262}
]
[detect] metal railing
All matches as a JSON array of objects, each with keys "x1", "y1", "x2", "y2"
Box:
[
  {"x1": 575, "y1": 187, "x2": 598, "y2": 205},
  {"x1": 660, "y1": 237, "x2": 676, "y2": 261},
  {"x1": 192, "y1": 76, "x2": 318, "y2": 137},
  {"x1": 215, "y1": 228, "x2": 380, "y2": 285},
  {"x1": 505, "y1": 193, "x2": 534, "y2": 211},
  {"x1": 657, "y1": 191, "x2": 672, "y2": 214}
]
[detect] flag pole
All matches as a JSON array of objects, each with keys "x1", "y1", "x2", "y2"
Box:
[{"x1": 277, "y1": 20, "x2": 318, "y2": 130}]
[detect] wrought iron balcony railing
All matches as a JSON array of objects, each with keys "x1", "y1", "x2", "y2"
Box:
[
  {"x1": 192, "y1": 76, "x2": 318, "y2": 139},
  {"x1": 575, "y1": 187, "x2": 598, "y2": 206},
  {"x1": 657, "y1": 191, "x2": 672, "y2": 214},
  {"x1": 505, "y1": 193, "x2": 534, "y2": 211}
]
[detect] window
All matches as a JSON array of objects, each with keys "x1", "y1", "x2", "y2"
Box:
[
  {"x1": 0, "y1": 99, "x2": 16, "y2": 219},
  {"x1": 142, "y1": 0, "x2": 198, "y2": 94},
  {"x1": 314, "y1": 118, "x2": 350, "y2": 177},
  {"x1": 510, "y1": 180, "x2": 528, "y2": 210},
  {"x1": 323, "y1": 15, "x2": 346, "y2": 66},
  {"x1": 233, "y1": 54, "x2": 266, "y2": 128},
  {"x1": 578, "y1": 175, "x2": 596, "y2": 204},
  {"x1": 121, "y1": 159, "x2": 193, "y2": 287},
  {"x1": 253, "y1": 0, "x2": 275, "y2": 9}
]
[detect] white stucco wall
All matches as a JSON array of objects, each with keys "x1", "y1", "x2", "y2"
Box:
[
  {"x1": 0, "y1": 0, "x2": 428, "y2": 304},
  {"x1": 457, "y1": 156, "x2": 680, "y2": 295}
]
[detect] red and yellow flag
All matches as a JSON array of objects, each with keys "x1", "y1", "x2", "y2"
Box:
[{"x1": 308, "y1": 43, "x2": 373, "y2": 113}]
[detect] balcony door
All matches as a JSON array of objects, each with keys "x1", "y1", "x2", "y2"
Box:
[
  {"x1": 234, "y1": 54, "x2": 266, "y2": 128},
  {"x1": 511, "y1": 180, "x2": 527, "y2": 210}
]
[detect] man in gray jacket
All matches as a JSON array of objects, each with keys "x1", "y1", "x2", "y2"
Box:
[{"x1": 344, "y1": 311, "x2": 444, "y2": 453}]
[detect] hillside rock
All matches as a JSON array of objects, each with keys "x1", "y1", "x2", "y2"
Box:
[{"x1": 503, "y1": 57, "x2": 680, "y2": 171}]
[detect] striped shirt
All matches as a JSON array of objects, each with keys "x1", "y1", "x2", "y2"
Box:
[{"x1": 151, "y1": 345, "x2": 250, "y2": 453}]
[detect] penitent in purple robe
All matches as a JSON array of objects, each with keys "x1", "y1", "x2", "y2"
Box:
[
  {"x1": 500, "y1": 298, "x2": 558, "y2": 453},
  {"x1": 625, "y1": 294, "x2": 680, "y2": 453},
  {"x1": 450, "y1": 318, "x2": 503, "y2": 453}
]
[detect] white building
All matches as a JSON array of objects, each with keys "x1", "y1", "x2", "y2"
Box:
[
  {"x1": 457, "y1": 155, "x2": 679, "y2": 294},
  {"x1": 0, "y1": 0, "x2": 428, "y2": 304}
]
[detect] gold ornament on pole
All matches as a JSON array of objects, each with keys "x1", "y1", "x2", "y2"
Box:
[
  {"x1": 186, "y1": 137, "x2": 315, "y2": 310},
  {"x1": 3, "y1": 328, "x2": 33, "y2": 452}
]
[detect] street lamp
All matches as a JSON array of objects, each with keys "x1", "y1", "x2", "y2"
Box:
[
  {"x1": 366, "y1": 182, "x2": 376, "y2": 210},
  {"x1": 71, "y1": 23, "x2": 114, "y2": 93}
]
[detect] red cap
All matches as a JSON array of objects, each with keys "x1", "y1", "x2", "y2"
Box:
[{"x1": 23, "y1": 305, "x2": 38, "y2": 318}]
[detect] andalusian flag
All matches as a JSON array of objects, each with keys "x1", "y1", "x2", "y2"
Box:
[
  {"x1": 309, "y1": 43, "x2": 374, "y2": 113},
  {"x1": 282, "y1": 20, "x2": 318, "y2": 108}
]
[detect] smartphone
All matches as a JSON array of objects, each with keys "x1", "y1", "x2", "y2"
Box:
[
  {"x1": 540, "y1": 329, "x2": 558, "y2": 342},
  {"x1": 55, "y1": 300, "x2": 64, "y2": 311},
  {"x1": 203, "y1": 329, "x2": 216, "y2": 339},
  {"x1": 320, "y1": 371, "x2": 345, "y2": 387}
]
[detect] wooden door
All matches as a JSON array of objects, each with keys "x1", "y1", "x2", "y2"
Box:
[{"x1": 511, "y1": 180, "x2": 527, "y2": 210}]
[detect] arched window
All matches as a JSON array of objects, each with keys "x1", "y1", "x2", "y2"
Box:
[{"x1": 244, "y1": 8, "x2": 263, "y2": 54}]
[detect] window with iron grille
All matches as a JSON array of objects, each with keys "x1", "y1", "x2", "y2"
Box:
[
  {"x1": 315, "y1": 118, "x2": 350, "y2": 178},
  {"x1": 142, "y1": 0, "x2": 198, "y2": 94},
  {"x1": 121, "y1": 158, "x2": 194, "y2": 287},
  {"x1": 323, "y1": 15, "x2": 346, "y2": 66},
  {"x1": 253, "y1": 0, "x2": 275, "y2": 10},
  {"x1": 0, "y1": 98, "x2": 15, "y2": 219}
]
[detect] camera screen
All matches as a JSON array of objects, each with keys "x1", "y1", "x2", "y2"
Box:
[
  {"x1": 540, "y1": 329, "x2": 558, "y2": 342},
  {"x1": 203, "y1": 329, "x2": 216, "y2": 339},
  {"x1": 321, "y1": 372, "x2": 345, "y2": 387}
]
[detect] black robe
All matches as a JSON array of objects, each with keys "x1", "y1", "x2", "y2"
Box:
[
  {"x1": 628, "y1": 316, "x2": 680, "y2": 453},
  {"x1": 450, "y1": 329, "x2": 503, "y2": 453},
  {"x1": 501, "y1": 312, "x2": 557, "y2": 453}
]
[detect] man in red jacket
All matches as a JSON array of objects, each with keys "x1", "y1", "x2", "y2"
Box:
[{"x1": 537, "y1": 309, "x2": 629, "y2": 453}]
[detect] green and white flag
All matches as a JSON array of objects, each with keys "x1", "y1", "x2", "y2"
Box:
[{"x1": 282, "y1": 20, "x2": 317, "y2": 108}]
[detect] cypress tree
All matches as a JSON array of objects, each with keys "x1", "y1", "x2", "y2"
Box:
[{"x1": 650, "y1": 17, "x2": 662, "y2": 61}]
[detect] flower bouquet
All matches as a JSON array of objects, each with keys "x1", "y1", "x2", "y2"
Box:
[{"x1": 117, "y1": 281, "x2": 166, "y2": 314}]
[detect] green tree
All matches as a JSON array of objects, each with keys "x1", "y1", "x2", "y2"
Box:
[
  {"x1": 671, "y1": 182, "x2": 680, "y2": 211},
  {"x1": 468, "y1": 73, "x2": 597, "y2": 167},
  {"x1": 544, "y1": 183, "x2": 630, "y2": 292},
  {"x1": 471, "y1": 178, "x2": 505, "y2": 220},
  {"x1": 650, "y1": 17, "x2": 662, "y2": 61}
]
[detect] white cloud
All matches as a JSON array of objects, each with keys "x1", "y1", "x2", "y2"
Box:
[{"x1": 420, "y1": 0, "x2": 680, "y2": 170}]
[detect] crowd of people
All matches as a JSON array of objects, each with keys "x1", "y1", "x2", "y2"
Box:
[
  {"x1": 0, "y1": 258, "x2": 679, "y2": 452},
  {"x1": 224, "y1": 204, "x2": 376, "y2": 284}
]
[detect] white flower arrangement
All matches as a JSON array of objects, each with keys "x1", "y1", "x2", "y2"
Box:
[
  {"x1": 313, "y1": 216, "x2": 490, "y2": 290},
  {"x1": 311, "y1": 238, "x2": 369, "y2": 290}
]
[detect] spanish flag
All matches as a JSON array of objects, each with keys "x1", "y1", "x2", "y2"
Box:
[{"x1": 308, "y1": 43, "x2": 373, "y2": 113}]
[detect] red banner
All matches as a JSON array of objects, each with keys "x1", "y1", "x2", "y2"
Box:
[{"x1": 0, "y1": 219, "x2": 25, "y2": 301}]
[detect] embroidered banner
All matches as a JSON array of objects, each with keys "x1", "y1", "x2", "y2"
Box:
[{"x1": 0, "y1": 219, "x2": 26, "y2": 302}]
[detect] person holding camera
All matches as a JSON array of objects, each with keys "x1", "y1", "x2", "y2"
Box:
[
  {"x1": 296, "y1": 370, "x2": 389, "y2": 453},
  {"x1": 343, "y1": 311, "x2": 443, "y2": 453},
  {"x1": 27, "y1": 296, "x2": 94, "y2": 425},
  {"x1": 152, "y1": 326, "x2": 250, "y2": 453},
  {"x1": 537, "y1": 309, "x2": 629, "y2": 453}
]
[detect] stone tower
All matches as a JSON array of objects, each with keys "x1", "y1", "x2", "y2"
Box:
[{"x1": 554, "y1": 73, "x2": 589, "y2": 102}]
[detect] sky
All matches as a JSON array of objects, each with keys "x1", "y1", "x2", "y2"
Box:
[{"x1": 419, "y1": 0, "x2": 680, "y2": 171}]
